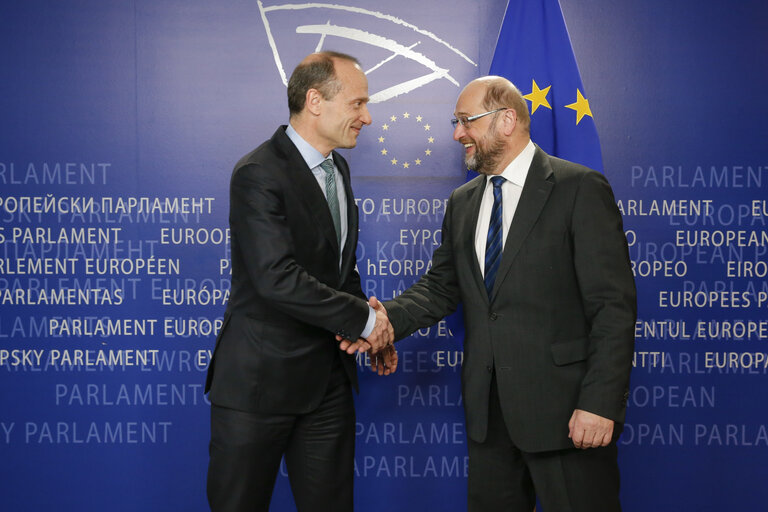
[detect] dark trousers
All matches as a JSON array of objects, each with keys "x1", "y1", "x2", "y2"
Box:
[
  {"x1": 207, "y1": 364, "x2": 355, "y2": 512},
  {"x1": 467, "y1": 376, "x2": 621, "y2": 512}
]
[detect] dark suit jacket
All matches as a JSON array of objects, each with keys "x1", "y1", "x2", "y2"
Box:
[
  {"x1": 386, "y1": 146, "x2": 637, "y2": 452},
  {"x1": 205, "y1": 126, "x2": 370, "y2": 415}
]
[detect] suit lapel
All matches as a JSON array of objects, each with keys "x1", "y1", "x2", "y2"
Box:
[
  {"x1": 490, "y1": 146, "x2": 554, "y2": 300},
  {"x1": 460, "y1": 175, "x2": 490, "y2": 302},
  {"x1": 334, "y1": 151, "x2": 357, "y2": 283},
  {"x1": 273, "y1": 128, "x2": 340, "y2": 256}
]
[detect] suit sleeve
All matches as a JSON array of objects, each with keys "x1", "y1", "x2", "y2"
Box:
[
  {"x1": 571, "y1": 171, "x2": 637, "y2": 422},
  {"x1": 340, "y1": 267, "x2": 366, "y2": 301},
  {"x1": 339, "y1": 204, "x2": 366, "y2": 301},
  {"x1": 385, "y1": 191, "x2": 462, "y2": 340},
  {"x1": 231, "y1": 163, "x2": 369, "y2": 340}
]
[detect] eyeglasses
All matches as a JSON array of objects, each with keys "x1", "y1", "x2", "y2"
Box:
[{"x1": 450, "y1": 108, "x2": 508, "y2": 129}]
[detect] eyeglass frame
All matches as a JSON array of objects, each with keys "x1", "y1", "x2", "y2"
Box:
[{"x1": 450, "y1": 107, "x2": 509, "y2": 129}]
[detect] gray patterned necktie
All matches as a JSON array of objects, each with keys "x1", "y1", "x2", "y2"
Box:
[{"x1": 319, "y1": 159, "x2": 342, "y2": 247}]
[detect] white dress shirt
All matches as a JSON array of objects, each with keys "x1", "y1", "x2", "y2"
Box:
[
  {"x1": 474, "y1": 140, "x2": 535, "y2": 276},
  {"x1": 285, "y1": 124, "x2": 349, "y2": 254}
]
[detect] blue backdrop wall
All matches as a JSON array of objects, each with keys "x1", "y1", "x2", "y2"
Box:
[{"x1": 1, "y1": 1, "x2": 766, "y2": 510}]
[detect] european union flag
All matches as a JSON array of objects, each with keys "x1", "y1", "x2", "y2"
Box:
[{"x1": 489, "y1": 0, "x2": 603, "y2": 172}]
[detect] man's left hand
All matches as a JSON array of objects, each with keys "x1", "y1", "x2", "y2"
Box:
[
  {"x1": 568, "y1": 409, "x2": 614, "y2": 449},
  {"x1": 370, "y1": 344, "x2": 398, "y2": 375}
]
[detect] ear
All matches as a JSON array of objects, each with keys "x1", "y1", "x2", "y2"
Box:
[
  {"x1": 305, "y1": 88, "x2": 322, "y2": 116},
  {"x1": 501, "y1": 109, "x2": 517, "y2": 136}
]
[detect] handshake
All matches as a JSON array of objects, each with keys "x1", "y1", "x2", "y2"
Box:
[{"x1": 336, "y1": 296, "x2": 398, "y2": 376}]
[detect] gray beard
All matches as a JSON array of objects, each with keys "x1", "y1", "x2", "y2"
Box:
[{"x1": 465, "y1": 136, "x2": 505, "y2": 175}]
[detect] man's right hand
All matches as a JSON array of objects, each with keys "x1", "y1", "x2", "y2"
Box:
[
  {"x1": 337, "y1": 296, "x2": 393, "y2": 354},
  {"x1": 363, "y1": 296, "x2": 393, "y2": 353}
]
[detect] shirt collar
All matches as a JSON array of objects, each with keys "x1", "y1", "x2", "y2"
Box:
[
  {"x1": 286, "y1": 123, "x2": 330, "y2": 170},
  {"x1": 487, "y1": 139, "x2": 535, "y2": 187}
]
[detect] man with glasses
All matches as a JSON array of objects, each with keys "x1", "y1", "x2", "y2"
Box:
[{"x1": 352, "y1": 76, "x2": 636, "y2": 510}]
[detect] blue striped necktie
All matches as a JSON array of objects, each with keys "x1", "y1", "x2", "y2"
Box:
[
  {"x1": 319, "y1": 159, "x2": 342, "y2": 247},
  {"x1": 484, "y1": 176, "x2": 505, "y2": 298}
]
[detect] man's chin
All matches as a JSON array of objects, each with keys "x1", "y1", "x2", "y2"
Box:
[
  {"x1": 467, "y1": 163, "x2": 495, "y2": 176},
  {"x1": 465, "y1": 157, "x2": 483, "y2": 173}
]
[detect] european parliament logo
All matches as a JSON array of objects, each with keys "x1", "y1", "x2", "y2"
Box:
[{"x1": 257, "y1": 1, "x2": 477, "y2": 103}]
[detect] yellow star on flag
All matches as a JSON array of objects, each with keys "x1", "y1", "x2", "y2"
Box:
[
  {"x1": 391, "y1": 158, "x2": 398, "y2": 165},
  {"x1": 425, "y1": 149, "x2": 432, "y2": 156},
  {"x1": 403, "y1": 112, "x2": 410, "y2": 118},
  {"x1": 403, "y1": 162, "x2": 410, "y2": 168},
  {"x1": 427, "y1": 137, "x2": 434, "y2": 143},
  {"x1": 382, "y1": 124, "x2": 389, "y2": 131},
  {"x1": 424, "y1": 124, "x2": 431, "y2": 131},
  {"x1": 523, "y1": 79, "x2": 551, "y2": 114},
  {"x1": 378, "y1": 136, "x2": 385, "y2": 143},
  {"x1": 390, "y1": 115, "x2": 397, "y2": 122},
  {"x1": 416, "y1": 115, "x2": 423, "y2": 122},
  {"x1": 564, "y1": 89, "x2": 593, "y2": 125},
  {"x1": 381, "y1": 149, "x2": 388, "y2": 155},
  {"x1": 415, "y1": 159, "x2": 422, "y2": 165}
]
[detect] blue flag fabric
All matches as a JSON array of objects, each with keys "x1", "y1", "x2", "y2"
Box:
[{"x1": 489, "y1": 0, "x2": 603, "y2": 172}]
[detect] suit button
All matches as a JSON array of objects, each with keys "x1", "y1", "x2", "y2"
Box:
[
  {"x1": 486, "y1": 366, "x2": 492, "y2": 373},
  {"x1": 489, "y1": 312, "x2": 498, "y2": 321}
]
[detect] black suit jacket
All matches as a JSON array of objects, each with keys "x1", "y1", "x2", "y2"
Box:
[
  {"x1": 386, "y1": 146, "x2": 637, "y2": 452},
  {"x1": 205, "y1": 126, "x2": 370, "y2": 414}
]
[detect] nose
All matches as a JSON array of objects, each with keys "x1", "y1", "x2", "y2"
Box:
[
  {"x1": 453, "y1": 122, "x2": 465, "y2": 141},
  {"x1": 360, "y1": 104, "x2": 372, "y2": 126}
]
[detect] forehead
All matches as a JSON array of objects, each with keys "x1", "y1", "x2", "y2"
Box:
[
  {"x1": 334, "y1": 59, "x2": 368, "y2": 97},
  {"x1": 455, "y1": 82, "x2": 486, "y2": 114}
]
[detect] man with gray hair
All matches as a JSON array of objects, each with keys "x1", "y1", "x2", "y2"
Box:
[{"x1": 349, "y1": 75, "x2": 636, "y2": 510}]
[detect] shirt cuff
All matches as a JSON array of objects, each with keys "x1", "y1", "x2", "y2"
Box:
[{"x1": 359, "y1": 305, "x2": 376, "y2": 339}]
